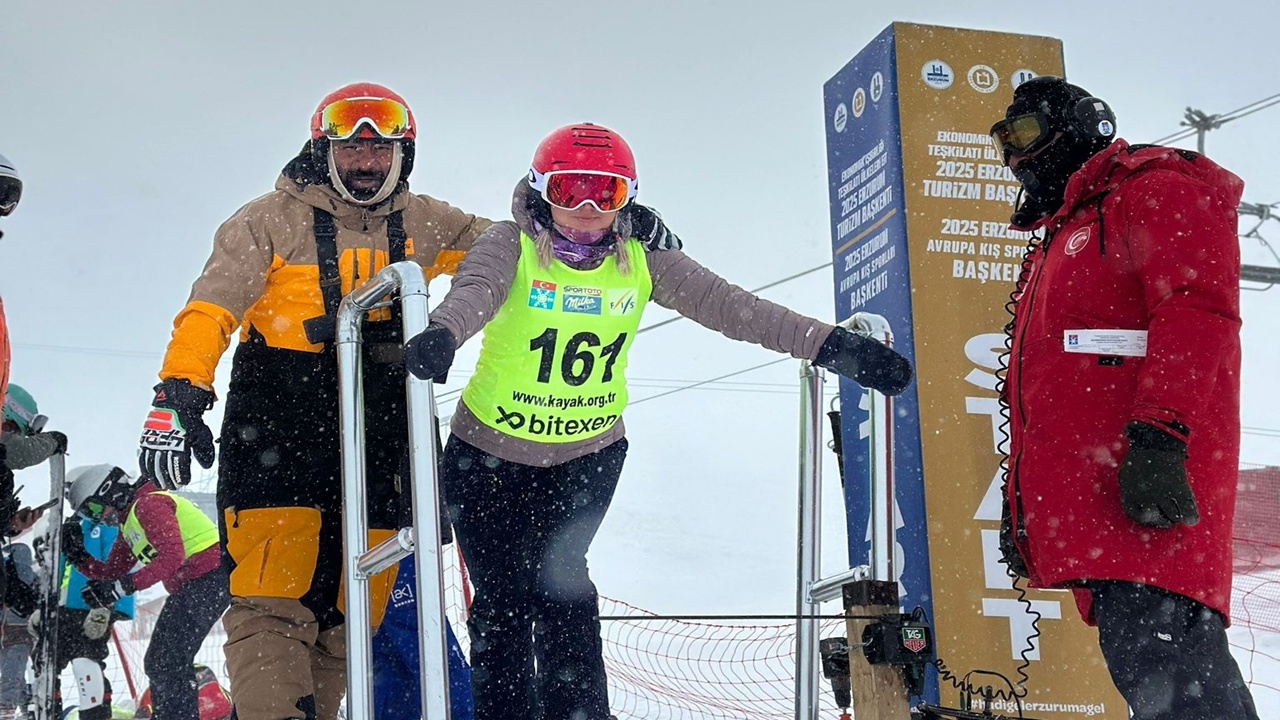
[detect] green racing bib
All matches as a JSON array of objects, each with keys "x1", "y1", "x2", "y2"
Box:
[{"x1": 462, "y1": 232, "x2": 652, "y2": 443}]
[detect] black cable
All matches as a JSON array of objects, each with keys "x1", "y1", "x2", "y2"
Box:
[{"x1": 924, "y1": 222, "x2": 1045, "y2": 717}]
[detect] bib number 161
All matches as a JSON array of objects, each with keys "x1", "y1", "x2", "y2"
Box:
[{"x1": 529, "y1": 328, "x2": 627, "y2": 386}]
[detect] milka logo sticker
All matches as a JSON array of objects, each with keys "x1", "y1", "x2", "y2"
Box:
[{"x1": 563, "y1": 286, "x2": 603, "y2": 315}]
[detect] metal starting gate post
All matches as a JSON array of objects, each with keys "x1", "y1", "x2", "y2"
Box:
[
  {"x1": 338, "y1": 261, "x2": 451, "y2": 720},
  {"x1": 795, "y1": 312, "x2": 907, "y2": 720}
]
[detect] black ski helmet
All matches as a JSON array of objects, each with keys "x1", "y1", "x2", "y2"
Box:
[
  {"x1": 994, "y1": 77, "x2": 1116, "y2": 216},
  {"x1": 0, "y1": 153, "x2": 20, "y2": 218}
]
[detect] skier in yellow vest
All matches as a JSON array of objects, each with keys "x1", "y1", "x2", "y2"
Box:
[
  {"x1": 403, "y1": 123, "x2": 913, "y2": 720},
  {"x1": 63, "y1": 465, "x2": 228, "y2": 720}
]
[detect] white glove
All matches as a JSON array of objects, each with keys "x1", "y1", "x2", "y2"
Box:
[
  {"x1": 83, "y1": 607, "x2": 111, "y2": 640},
  {"x1": 26, "y1": 609, "x2": 40, "y2": 640}
]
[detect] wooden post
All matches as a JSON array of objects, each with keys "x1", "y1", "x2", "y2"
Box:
[{"x1": 843, "y1": 579, "x2": 911, "y2": 720}]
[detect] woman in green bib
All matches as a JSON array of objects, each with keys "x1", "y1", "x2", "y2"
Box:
[{"x1": 404, "y1": 123, "x2": 912, "y2": 720}]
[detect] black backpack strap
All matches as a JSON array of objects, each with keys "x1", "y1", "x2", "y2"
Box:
[
  {"x1": 314, "y1": 207, "x2": 342, "y2": 318},
  {"x1": 384, "y1": 210, "x2": 408, "y2": 332},
  {"x1": 387, "y1": 210, "x2": 407, "y2": 264}
]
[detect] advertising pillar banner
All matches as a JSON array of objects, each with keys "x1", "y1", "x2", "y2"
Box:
[{"x1": 824, "y1": 23, "x2": 1126, "y2": 717}]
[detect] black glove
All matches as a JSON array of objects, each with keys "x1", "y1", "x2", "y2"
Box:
[
  {"x1": 813, "y1": 327, "x2": 913, "y2": 396},
  {"x1": 404, "y1": 324, "x2": 457, "y2": 383},
  {"x1": 624, "y1": 203, "x2": 683, "y2": 252},
  {"x1": 82, "y1": 576, "x2": 133, "y2": 609},
  {"x1": 1117, "y1": 421, "x2": 1199, "y2": 529},
  {"x1": 41, "y1": 430, "x2": 68, "y2": 455},
  {"x1": 61, "y1": 520, "x2": 90, "y2": 566},
  {"x1": 998, "y1": 497, "x2": 1029, "y2": 579},
  {"x1": 138, "y1": 379, "x2": 216, "y2": 491}
]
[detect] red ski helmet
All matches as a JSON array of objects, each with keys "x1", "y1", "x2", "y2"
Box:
[
  {"x1": 531, "y1": 123, "x2": 636, "y2": 178},
  {"x1": 528, "y1": 124, "x2": 638, "y2": 211},
  {"x1": 308, "y1": 82, "x2": 416, "y2": 203},
  {"x1": 310, "y1": 82, "x2": 416, "y2": 141}
]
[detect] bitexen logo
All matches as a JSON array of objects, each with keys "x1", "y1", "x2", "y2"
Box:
[{"x1": 494, "y1": 406, "x2": 619, "y2": 437}]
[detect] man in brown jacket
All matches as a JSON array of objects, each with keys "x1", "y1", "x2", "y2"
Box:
[{"x1": 135, "y1": 84, "x2": 680, "y2": 720}]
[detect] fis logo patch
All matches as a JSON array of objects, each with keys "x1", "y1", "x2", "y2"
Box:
[
  {"x1": 1067, "y1": 334, "x2": 1079, "y2": 347},
  {"x1": 528, "y1": 279, "x2": 557, "y2": 310},
  {"x1": 562, "y1": 285, "x2": 603, "y2": 315},
  {"x1": 608, "y1": 289, "x2": 638, "y2": 316}
]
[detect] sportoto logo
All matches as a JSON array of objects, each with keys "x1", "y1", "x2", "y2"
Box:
[
  {"x1": 967, "y1": 64, "x2": 999, "y2": 94},
  {"x1": 1065, "y1": 227, "x2": 1092, "y2": 256},
  {"x1": 921, "y1": 60, "x2": 953, "y2": 90}
]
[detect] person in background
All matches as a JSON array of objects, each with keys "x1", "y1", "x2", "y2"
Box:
[
  {"x1": 0, "y1": 153, "x2": 19, "y2": 405},
  {"x1": 991, "y1": 76, "x2": 1257, "y2": 720},
  {"x1": 134, "y1": 82, "x2": 681, "y2": 720},
  {"x1": 403, "y1": 122, "x2": 913, "y2": 720},
  {"x1": 63, "y1": 464, "x2": 227, "y2": 720},
  {"x1": 2, "y1": 384, "x2": 68, "y2": 473},
  {"x1": 0, "y1": 542, "x2": 37, "y2": 720},
  {"x1": 29, "y1": 513, "x2": 137, "y2": 720},
  {"x1": 0, "y1": 164, "x2": 50, "y2": 575},
  {"x1": 372, "y1": 554, "x2": 473, "y2": 720}
]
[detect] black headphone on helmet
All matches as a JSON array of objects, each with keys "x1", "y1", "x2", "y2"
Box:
[{"x1": 1065, "y1": 94, "x2": 1117, "y2": 142}]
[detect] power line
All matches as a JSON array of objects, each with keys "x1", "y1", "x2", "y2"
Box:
[
  {"x1": 628, "y1": 357, "x2": 793, "y2": 407},
  {"x1": 636, "y1": 262, "x2": 832, "y2": 335},
  {"x1": 1150, "y1": 91, "x2": 1280, "y2": 147}
]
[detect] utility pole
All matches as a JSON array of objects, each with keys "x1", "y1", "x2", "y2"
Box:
[
  {"x1": 1181, "y1": 107, "x2": 1224, "y2": 154},
  {"x1": 1239, "y1": 202, "x2": 1280, "y2": 287}
]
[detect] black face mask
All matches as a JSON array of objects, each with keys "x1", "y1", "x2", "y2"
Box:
[{"x1": 1010, "y1": 131, "x2": 1101, "y2": 220}]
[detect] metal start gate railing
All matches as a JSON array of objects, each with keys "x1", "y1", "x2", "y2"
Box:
[
  {"x1": 337, "y1": 261, "x2": 451, "y2": 720},
  {"x1": 333, "y1": 270, "x2": 896, "y2": 720},
  {"x1": 794, "y1": 312, "x2": 897, "y2": 720}
]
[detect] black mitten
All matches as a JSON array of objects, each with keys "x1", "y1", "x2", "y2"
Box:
[
  {"x1": 814, "y1": 327, "x2": 913, "y2": 396},
  {"x1": 1117, "y1": 421, "x2": 1199, "y2": 529},
  {"x1": 404, "y1": 324, "x2": 457, "y2": 383}
]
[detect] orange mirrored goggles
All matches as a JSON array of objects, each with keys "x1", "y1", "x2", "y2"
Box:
[
  {"x1": 541, "y1": 171, "x2": 633, "y2": 212},
  {"x1": 989, "y1": 113, "x2": 1053, "y2": 162},
  {"x1": 318, "y1": 97, "x2": 412, "y2": 140}
]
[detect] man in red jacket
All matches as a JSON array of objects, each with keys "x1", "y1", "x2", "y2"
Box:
[{"x1": 990, "y1": 77, "x2": 1257, "y2": 720}]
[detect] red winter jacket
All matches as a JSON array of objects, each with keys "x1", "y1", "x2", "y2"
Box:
[{"x1": 1004, "y1": 139, "x2": 1243, "y2": 624}]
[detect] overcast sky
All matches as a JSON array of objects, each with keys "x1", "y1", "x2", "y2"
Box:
[{"x1": 3, "y1": 1, "x2": 1280, "y2": 620}]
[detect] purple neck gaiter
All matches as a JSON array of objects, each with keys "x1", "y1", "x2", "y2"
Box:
[{"x1": 548, "y1": 223, "x2": 617, "y2": 268}]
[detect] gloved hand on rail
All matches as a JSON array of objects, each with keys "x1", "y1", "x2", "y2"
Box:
[
  {"x1": 404, "y1": 324, "x2": 457, "y2": 383},
  {"x1": 813, "y1": 327, "x2": 913, "y2": 396}
]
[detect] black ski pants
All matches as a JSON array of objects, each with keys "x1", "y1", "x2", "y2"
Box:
[
  {"x1": 1091, "y1": 580, "x2": 1259, "y2": 720},
  {"x1": 144, "y1": 568, "x2": 230, "y2": 720},
  {"x1": 442, "y1": 435, "x2": 626, "y2": 720},
  {"x1": 52, "y1": 609, "x2": 113, "y2": 720}
]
